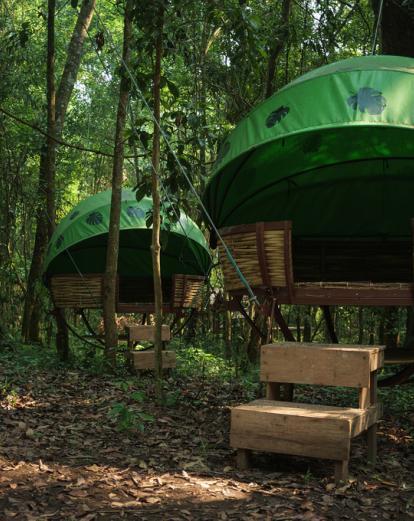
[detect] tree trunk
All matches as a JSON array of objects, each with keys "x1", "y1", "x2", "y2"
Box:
[
  {"x1": 383, "y1": 307, "x2": 399, "y2": 349},
  {"x1": 46, "y1": 0, "x2": 56, "y2": 239},
  {"x1": 22, "y1": 0, "x2": 96, "y2": 343},
  {"x1": 358, "y1": 307, "x2": 364, "y2": 344},
  {"x1": 151, "y1": 5, "x2": 165, "y2": 402},
  {"x1": 55, "y1": 0, "x2": 97, "y2": 135},
  {"x1": 55, "y1": 307, "x2": 69, "y2": 361},
  {"x1": 247, "y1": 305, "x2": 266, "y2": 364},
  {"x1": 372, "y1": 0, "x2": 414, "y2": 57},
  {"x1": 303, "y1": 306, "x2": 312, "y2": 342},
  {"x1": 265, "y1": 0, "x2": 292, "y2": 98},
  {"x1": 224, "y1": 294, "x2": 232, "y2": 359},
  {"x1": 103, "y1": 0, "x2": 133, "y2": 367},
  {"x1": 46, "y1": 0, "x2": 70, "y2": 360}
]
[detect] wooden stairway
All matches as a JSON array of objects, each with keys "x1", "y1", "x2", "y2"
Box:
[{"x1": 230, "y1": 342, "x2": 385, "y2": 483}]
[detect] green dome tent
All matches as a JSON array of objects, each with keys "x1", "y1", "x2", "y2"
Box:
[
  {"x1": 203, "y1": 55, "x2": 414, "y2": 239},
  {"x1": 44, "y1": 189, "x2": 211, "y2": 310}
]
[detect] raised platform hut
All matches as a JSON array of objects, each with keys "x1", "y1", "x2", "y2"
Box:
[
  {"x1": 203, "y1": 55, "x2": 414, "y2": 382},
  {"x1": 44, "y1": 189, "x2": 211, "y2": 315}
]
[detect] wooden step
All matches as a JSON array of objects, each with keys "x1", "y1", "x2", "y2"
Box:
[
  {"x1": 127, "y1": 325, "x2": 171, "y2": 343},
  {"x1": 261, "y1": 343, "x2": 384, "y2": 388},
  {"x1": 130, "y1": 350, "x2": 176, "y2": 370},
  {"x1": 230, "y1": 399, "x2": 380, "y2": 461}
]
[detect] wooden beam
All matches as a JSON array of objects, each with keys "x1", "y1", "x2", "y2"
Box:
[{"x1": 273, "y1": 305, "x2": 295, "y2": 341}]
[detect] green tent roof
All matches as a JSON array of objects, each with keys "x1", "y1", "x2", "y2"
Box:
[
  {"x1": 44, "y1": 189, "x2": 211, "y2": 278},
  {"x1": 203, "y1": 55, "x2": 414, "y2": 237}
]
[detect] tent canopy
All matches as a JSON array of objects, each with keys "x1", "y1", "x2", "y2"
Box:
[
  {"x1": 203, "y1": 55, "x2": 414, "y2": 238},
  {"x1": 44, "y1": 189, "x2": 211, "y2": 278}
]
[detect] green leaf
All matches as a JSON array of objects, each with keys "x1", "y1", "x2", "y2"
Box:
[
  {"x1": 138, "y1": 412, "x2": 155, "y2": 422},
  {"x1": 134, "y1": 182, "x2": 149, "y2": 202},
  {"x1": 166, "y1": 79, "x2": 179, "y2": 99},
  {"x1": 131, "y1": 391, "x2": 145, "y2": 402}
]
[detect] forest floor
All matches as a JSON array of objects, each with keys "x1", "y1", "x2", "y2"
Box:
[{"x1": 0, "y1": 343, "x2": 413, "y2": 521}]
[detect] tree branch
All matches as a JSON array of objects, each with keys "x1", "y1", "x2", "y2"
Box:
[{"x1": 0, "y1": 107, "x2": 145, "y2": 159}]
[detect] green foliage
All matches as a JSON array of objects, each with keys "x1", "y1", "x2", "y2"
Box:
[
  {"x1": 161, "y1": 389, "x2": 181, "y2": 407},
  {"x1": 380, "y1": 384, "x2": 414, "y2": 421},
  {"x1": 176, "y1": 345, "x2": 234, "y2": 380},
  {"x1": 108, "y1": 402, "x2": 154, "y2": 432}
]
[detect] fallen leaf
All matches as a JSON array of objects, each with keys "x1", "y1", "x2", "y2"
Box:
[
  {"x1": 38, "y1": 460, "x2": 52, "y2": 472},
  {"x1": 142, "y1": 497, "x2": 160, "y2": 504},
  {"x1": 85, "y1": 464, "x2": 100, "y2": 473}
]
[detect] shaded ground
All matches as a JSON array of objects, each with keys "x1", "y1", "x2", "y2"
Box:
[{"x1": 0, "y1": 345, "x2": 413, "y2": 520}]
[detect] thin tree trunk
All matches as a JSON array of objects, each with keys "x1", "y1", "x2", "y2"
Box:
[
  {"x1": 22, "y1": 0, "x2": 96, "y2": 343},
  {"x1": 46, "y1": 0, "x2": 56, "y2": 239},
  {"x1": 55, "y1": 0, "x2": 97, "y2": 135},
  {"x1": 303, "y1": 306, "x2": 312, "y2": 342},
  {"x1": 224, "y1": 294, "x2": 232, "y2": 359},
  {"x1": 383, "y1": 307, "x2": 399, "y2": 348},
  {"x1": 103, "y1": 0, "x2": 133, "y2": 367},
  {"x1": 46, "y1": 0, "x2": 69, "y2": 359},
  {"x1": 265, "y1": 0, "x2": 292, "y2": 98},
  {"x1": 151, "y1": 5, "x2": 165, "y2": 402},
  {"x1": 358, "y1": 307, "x2": 364, "y2": 344},
  {"x1": 295, "y1": 308, "x2": 301, "y2": 342}
]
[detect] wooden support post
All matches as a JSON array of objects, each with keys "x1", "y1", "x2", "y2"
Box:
[
  {"x1": 282, "y1": 383, "x2": 294, "y2": 402},
  {"x1": 54, "y1": 307, "x2": 69, "y2": 361},
  {"x1": 235, "y1": 298, "x2": 267, "y2": 341},
  {"x1": 367, "y1": 371, "x2": 377, "y2": 465},
  {"x1": 271, "y1": 305, "x2": 295, "y2": 400},
  {"x1": 370, "y1": 371, "x2": 377, "y2": 404},
  {"x1": 334, "y1": 460, "x2": 349, "y2": 484},
  {"x1": 358, "y1": 387, "x2": 370, "y2": 409},
  {"x1": 266, "y1": 382, "x2": 281, "y2": 400},
  {"x1": 273, "y1": 304, "x2": 295, "y2": 341},
  {"x1": 236, "y1": 449, "x2": 251, "y2": 470}
]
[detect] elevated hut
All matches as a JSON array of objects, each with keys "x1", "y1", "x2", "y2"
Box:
[
  {"x1": 204, "y1": 55, "x2": 414, "y2": 306},
  {"x1": 44, "y1": 189, "x2": 211, "y2": 313}
]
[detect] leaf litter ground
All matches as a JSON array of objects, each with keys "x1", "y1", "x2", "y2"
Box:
[{"x1": 0, "y1": 346, "x2": 413, "y2": 520}]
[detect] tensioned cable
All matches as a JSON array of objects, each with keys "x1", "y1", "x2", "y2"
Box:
[
  {"x1": 92, "y1": 6, "x2": 258, "y2": 304},
  {"x1": 83, "y1": 9, "x2": 221, "y2": 311},
  {"x1": 371, "y1": 0, "x2": 384, "y2": 55}
]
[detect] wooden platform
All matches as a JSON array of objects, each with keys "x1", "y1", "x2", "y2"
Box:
[
  {"x1": 127, "y1": 325, "x2": 171, "y2": 343},
  {"x1": 219, "y1": 221, "x2": 414, "y2": 306},
  {"x1": 275, "y1": 281, "x2": 414, "y2": 306},
  {"x1": 384, "y1": 348, "x2": 414, "y2": 365},
  {"x1": 49, "y1": 273, "x2": 205, "y2": 311}
]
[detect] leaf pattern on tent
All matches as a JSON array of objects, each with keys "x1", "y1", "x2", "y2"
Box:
[
  {"x1": 347, "y1": 87, "x2": 386, "y2": 115},
  {"x1": 266, "y1": 106, "x2": 289, "y2": 128},
  {"x1": 127, "y1": 206, "x2": 145, "y2": 218},
  {"x1": 86, "y1": 211, "x2": 103, "y2": 225}
]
